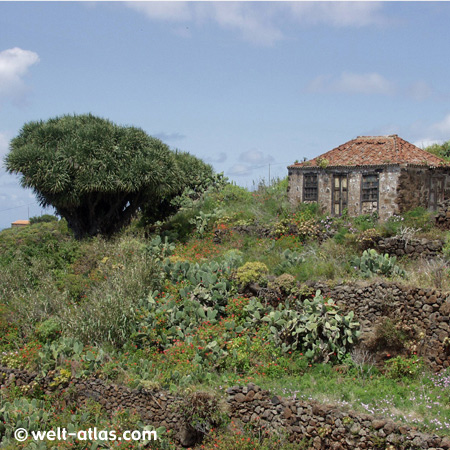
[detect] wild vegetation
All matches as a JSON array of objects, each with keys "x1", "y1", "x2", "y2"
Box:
[{"x1": 1, "y1": 173, "x2": 450, "y2": 448}]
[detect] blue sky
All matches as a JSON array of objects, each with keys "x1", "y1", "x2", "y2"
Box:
[{"x1": 1, "y1": 1, "x2": 450, "y2": 230}]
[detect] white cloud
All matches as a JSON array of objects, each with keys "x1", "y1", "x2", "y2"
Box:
[
  {"x1": 308, "y1": 72, "x2": 395, "y2": 95},
  {"x1": 239, "y1": 149, "x2": 274, "y2": 165},
  {"x1": 287, "y1": 2, "x2": 385, "y2": 27},
  {"x1": 228, "y1": 163, "x2": 252, "y2": 177},
  {"x1": 0, "y1": 47, "x2": 40, "y2": 104},
  {"x1": 431, "y1": 113, "x2": 450, "y2": 136},
  {"x1": 408, "y1": 113, "x2": 450, "y2": 147},
  {"x1": 205, "y1": 152, "x2": 227, "y2": 164},
  {"x1": 127, "y1": 2, "x2": 192, "y2": 22},
  {"x1": 204, "y1": 3, "x2": 283, "y2": 46},
  {"x1": 125, "y1": 2, "x2": 387, "y2": 46},
  {"x1": 153, "y1": 131, "x2": 186, "y2": 142},
  {"x1": 413, "y1": 139, "x2": 443, "y2": 149}
]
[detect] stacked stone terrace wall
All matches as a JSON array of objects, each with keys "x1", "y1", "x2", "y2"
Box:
[
  {"x1": 227, "y1": 383, "x2": 450, "y2": 450},
  {"x1": 304, "y1": 281, "x2": 450, "y2": 370},
  {"x1": 436, "y1": 200, "x2": 450, "y2": 230},
  {"x1": 374, "y1": 237, "x2": 443, "y2": 259},
  {"x1": 0, "y1": 367, "x2": 186, "y2": 442},
  {"x1": 2, "y1": 367, "x2": 450, "y2": 449}
]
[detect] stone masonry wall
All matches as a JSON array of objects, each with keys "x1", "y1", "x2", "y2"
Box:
[
  {"x1": 435, "y1": 199, "x2": 450, "y2": 230},
  {"x1": 304, "y1": 281, "x2": 450, "y2": 371},
  {"x1": 227, "y1": 383, "x2": 450, "y2": 450},
  {"x1": 2, "y1": 367, "x2": 450, "y2": 449},
  {"x1": 287, "y1": 167, "x2": 401, "y2": 220},
  {"x1": 374, "y1": 237, "x2": 444, "y2": 259}
]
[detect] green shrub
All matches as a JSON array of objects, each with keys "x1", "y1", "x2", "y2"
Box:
[
  {"x1": 29, "y1": 214, "x2": 58, "y2": 224},
  {"x1": 268, "y1": 273, "x2": 297, "y2": 295},
  {"x1": 402, "y1": 207, "x2": 433, "y2": 231},
  {"x1": 236, "y1": 262, "x2": 269, "y2": 287},
  {"x1": 35, "y1": 318, "x2": 61, "y2": 343},
  {"x1": 384, "y1": 355, "x2": 424, "y2": 379},
  {"x1": 352, "y1": 212, "x2": 379, "y2": 231}
]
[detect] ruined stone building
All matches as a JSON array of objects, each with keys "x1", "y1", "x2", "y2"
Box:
[{"x1": 287, "y1": 135, "x2": 450, "y2": 220}]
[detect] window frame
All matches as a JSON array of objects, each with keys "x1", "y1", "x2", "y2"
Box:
[
  {"x1": 361, "y1": 173, "x2": 379, "y2": 203},
  {"x1": 303, "y1": 173, "x2": 318, "y2": 202}
]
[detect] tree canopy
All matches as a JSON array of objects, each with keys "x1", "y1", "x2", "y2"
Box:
[
  {"x1": 5, "y1": 114, "x2": 180, "y2": 239},
  {"x1": 140, "y1": 150, "x2": 215, "y2": 225},
  {"x1": 425, "y1": 140, "x2": 450, "y2": 161}
]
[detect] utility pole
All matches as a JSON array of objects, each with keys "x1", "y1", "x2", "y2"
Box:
[{"x1": 268, "y1": 164, "x2": 271, "y2": 187}]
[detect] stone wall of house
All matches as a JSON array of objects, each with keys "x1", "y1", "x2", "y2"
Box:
[
  {"x1": 2, "y1": 367, "x2": 450, "y2": 449},
  {"x1": 397, "y1": 168, "x2": 431, "y2": 212},
  {"x1": 397, "y1": 167, "x2": 450, "y2": 213},
  {"x1": 318, "y1": 170, "x2": 332, "y2": 213},
  {"x1": 303, "y1": 281, "x2": 450, "y2": 370},
  {"x1": 287, "y1": 168, "x2": 303, "y2": 204},
  {"x1": 287, "y1": 167, "x2": 401, "y2": 220},
  {"x1": 377, "y1": 168, "x2": 401, "y2": 220},
  {"x1": 227, "y1": 384, "x2": 450, "y2": 450},
  {"x1": 347, "y1": 171, "x2": 361, "y2": 217}
]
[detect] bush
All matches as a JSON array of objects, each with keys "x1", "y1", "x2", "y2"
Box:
[
  {"x1": 384, "y1": 355, "x2": 424, "y2": 379},
  {"x1": 35, "y1": 318, "x2": 61, "y2": 344},
  {"x1": 29, "y1": 214, "x2": 58, "y2": 224},
  {"x1": 366, "y1": 318, "x2": 414, "y2": 352},
  {"x1": 402, "y1": 207, "x2": 434, "y2": 231},
  {"x1": 236, "y1": 262, "x2": 269, "y2": 287},
  {"x1": 179, "y1": 391, "x2": 226, "y2": 437}
]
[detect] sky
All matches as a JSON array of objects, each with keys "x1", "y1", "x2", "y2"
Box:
[{"x1": 1, "y1": 1, "x2": 450, "y2": 230}]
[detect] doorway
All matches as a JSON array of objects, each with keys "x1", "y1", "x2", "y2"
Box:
[
  {"x1": 429, "y1": 176, "x2": 444, "y2": 210},
  {"x1": 333, "y1": 175, "x2": 348, "y2": 216}
]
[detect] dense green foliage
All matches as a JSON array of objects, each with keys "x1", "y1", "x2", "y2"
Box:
[
  {"x1": 425, "y1": 139, "x2": 450, "y2": 160},
  {"x1": 1, "y1": 177, "x2": 450, "y2": 448},
  {"x1": 5, "y1": 114, "x2": 181, "y2": 238}
]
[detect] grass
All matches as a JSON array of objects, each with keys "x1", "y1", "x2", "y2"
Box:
[{"x1": 253, "y1": 365, "x2": 450, "y2": 435}]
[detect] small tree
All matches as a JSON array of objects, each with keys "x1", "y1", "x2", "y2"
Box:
[{"x1": 5, "y1": 114, "x2": 179, "y2": 239}]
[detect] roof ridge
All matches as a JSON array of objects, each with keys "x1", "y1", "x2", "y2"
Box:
[
  {"x1": 393, "y1": 134, "x2": 399, "y2": 154},
  {"x1": 290, "y1": 134, "x2": 448, "y2": 168}
]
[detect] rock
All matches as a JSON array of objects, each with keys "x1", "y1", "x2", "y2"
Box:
[{"x1": 178, "y1": 426, "x2": 200, "y2": 448}]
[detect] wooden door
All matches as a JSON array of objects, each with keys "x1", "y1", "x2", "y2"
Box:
[
  {"x1": 333, "y1": 175, "x2": 348, "y2": 216},
  {"x1": 429, "y1": 176, "x2": 444, "y2": 210}
]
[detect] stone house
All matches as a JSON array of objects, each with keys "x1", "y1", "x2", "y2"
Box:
[{"x1": 287, "y1": 135, "x2": 450, "y2": 220}]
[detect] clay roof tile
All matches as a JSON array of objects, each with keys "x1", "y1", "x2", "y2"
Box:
[{"x1": 289, "y1": 135, "x2": 447, "y2": 169}]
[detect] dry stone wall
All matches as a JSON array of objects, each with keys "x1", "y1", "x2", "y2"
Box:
[
  {"x1": 0, "y1": 367, "x2": 188, "y2": 444},
  {"x1": 2, "y1": 367, "x2": 450, "y2": 449},
  {"x1": 436, "y1": 199, "x2": 450, "y2": 230},
  {"x1": 227, "y1": 383, "x2": 450, "y2": 450},
  {"x1": 374, "y1": 237, "x2": 443, "y2": 259},
  {"x1": 304, "y1": 281, "x2": 450, "y2": 370}
]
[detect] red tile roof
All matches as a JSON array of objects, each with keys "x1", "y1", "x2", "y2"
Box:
[
  {"x1": 11, "y1": 220, "x2": 30, "y2": 225},
  {"x1": 289, "y1": 135, "x2": 447, "y2": 168}
]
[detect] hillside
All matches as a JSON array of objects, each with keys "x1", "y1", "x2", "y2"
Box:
[{"x1": 1, "y1": 179, "x2": 450, "y2": 449}]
